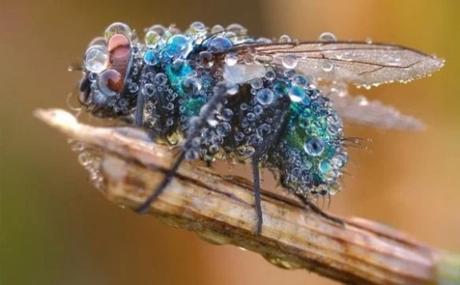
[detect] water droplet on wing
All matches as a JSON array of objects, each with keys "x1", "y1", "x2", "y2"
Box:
[
  {"x1": 211, "y1": 25, "x2": 225, "y2": 34},
  {"x1": 279, "y1": 34, "x2": 292, "y2": 43},
  {"x1": 318, "y1": 32, "x2": 337, "y2": 42},
  {"x1": 208, "y1": 36, "x2": 233, "y2": 52},
  {"x1": 282, "y1": 55, "x2": 298, "y2": 69},
  {"x1": 321, "y1": 61, "x2": 334, "y2": 72},
  {"x1": 226, "y1": 23, "x2": 247, "y2": 35},
  {"x1": 224, "y1": 53, "x2": 238, "y2": 66}
]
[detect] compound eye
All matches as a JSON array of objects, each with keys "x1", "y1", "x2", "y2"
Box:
[
  {"x1": 97, "y1": 68, "x2": 123, "y2": 95},
  {"x1": 108, "y1": 33, "x2": 131, "y2": 79}
]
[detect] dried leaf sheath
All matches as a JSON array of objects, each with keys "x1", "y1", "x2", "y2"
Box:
[{"x1": 34, "y1": 108, "x2": 460, "y2": 285}]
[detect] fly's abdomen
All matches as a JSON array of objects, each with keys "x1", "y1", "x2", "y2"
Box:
[{"x1": 269, "y1": 90, "x2": 348, "y2": 197}]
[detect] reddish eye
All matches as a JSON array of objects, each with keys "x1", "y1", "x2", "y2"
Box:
[
  {"x1": 98, "y1": 68, "x2": 123, "y2": 94},
  {"x1": 108, "y1": 34, "x2": 131, "y2": 77}
]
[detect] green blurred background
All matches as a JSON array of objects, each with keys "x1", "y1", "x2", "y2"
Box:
[{"x1": 1, "y1": 0, "x2": 459, "y2": 284}]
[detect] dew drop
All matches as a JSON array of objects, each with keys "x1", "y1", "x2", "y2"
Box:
[
  {"x1": 224, "y1": 53, "x2": 238, "y2": 66},
  {"x1": 197, "y1": 231, "x2": 231, "y2": 245},
  {"x1": 207, "y1": 117, "x2": 218, "y2": 127},
  {"x1": 198, "y1": 51, "x2": 214, "y2": 67},
  {"x1": 183, "y1": 77, "x2": 202, "y2": 94},
  {"x1": 321, "y1": 61, "x2": 334, "y2": 72},
  {"x1": 292, "y1": 75, "x2": 308, "y2": 86},
  {"x1": 226, "y1": 23, "x2": 247, "y2": 35},
  {"x1": 250, "y1": 78, "x2": 264, "y2": 90},
  {"x1": 254, "y1": 54, "x2": 273, "y2": 63},
  {"x1": 84, "y1": 46, "x2": 109, "y2": 73},
  {"x1": 246, "y1": 112, "x2": 256, "y2": 121},
  {"x1": 278, "y1": 34, "x2": 292, "y2": 43},
  {"x1": 256, "y1": 37, "x2": 272, "y2": 44},
  {"x1": 318, "y1": 32, "x2": 337, "y2": 42},
  {"x1": 356, "y1": 95, "x2": 369, "y2": 106},
  {"x1": 154, "y1": 73, "x2": 168, "y2": 86},
  {"x1": 208, "y1": 36, "x2": 233, "y2": 52},
  {"x1": 288, "y1": 85, "x2": 306, "y2": 103},
  {"x1": 165, "y1": 34, "x2": 191, "y2": 57},
  {"x1": 88, "y1": 37, "x2": 107, "y2": 48},
  {"x1": 146, "y1": 25, "x2": 166, "y2": 37},
  {"x1": 238, "y1": 146, "x2": 255, "y2": 158},
  {"x1": 303, "y1": 137, "x2": 325, "y2": 156},
  {"x1": 211, "y1": 24, "x2": 225, "y2": 34},
  {"x1": 78, "y1": 151, "x2": 93, "y2": 167},
  {"x1": 221, "y1": 108, "x2": 233, "y2": 121},
  {"x1": 226, "y1": 84, "x2": 239, "y2": 95},
  {"x1": 143, "y1": 49, "x2": 159, "y2": 65},
  {"x1": 318, "y1": 160, "x2": 332, "y2": 174},
  {"x1": 189, "y1": 21, "x2": 207, "y2": 33},
  {"x1": 256, "y1": 88, "x2": 275, "y2": 105},
  {"x1": 282, "y1": 55, "x2": 298, "y2": 69},
  {"x1": 142, "y1": 83, "x2": 155, "y2": 97},
  {"x1": 127, "y1": 81, "x2": 139, "y2": 93},
  {"x1": 104, "y1": 22, "x2": 132, "y2": 40},
  {"x1": 264, "y1": 70, "x2": 276, "y2": 81},
  {"x1": 263, "y1": 254, "x2": 303, "y2": 270},
  {"x1": 145, "y1": 30, "x2": 161, "y2": 46},
  {"x1": 327, "y1": 115, "x2": 342, "y2": 135},
  {"x1": 240, "y1": 102, "x2": 249, "y2": 111},
  {"x1": 331, "y1": 154, "x2": 347, "y2": 169}
]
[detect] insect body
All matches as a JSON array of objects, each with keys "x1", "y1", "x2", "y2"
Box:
[{"x1": 79, "y1": 22, "x2": 444, "y2": 234}]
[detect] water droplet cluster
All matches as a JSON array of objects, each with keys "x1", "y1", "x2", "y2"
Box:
[
  {"x1": 69, "y1": 140, "x2": 105, "y2": 190},
  {"x1": 80, "y1": 21, "x2": 348, "y2": 198}
]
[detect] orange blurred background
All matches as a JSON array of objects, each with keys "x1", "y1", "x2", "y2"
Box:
[{"x1": 1, "y1": 0, "x2": 459, "y2": 284}]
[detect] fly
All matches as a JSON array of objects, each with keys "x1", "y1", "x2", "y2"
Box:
[{"x1": 77, "y1": 22, "x2": 444, "y2": 234}]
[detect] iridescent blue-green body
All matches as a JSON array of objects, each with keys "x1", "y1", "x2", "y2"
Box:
[{"x1": 79, "y1": 22, "x2": 347, "y2": 202}]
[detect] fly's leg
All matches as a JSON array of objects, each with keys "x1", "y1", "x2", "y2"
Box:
[
  {"x1": 296, "y1": 195, "x2": 345, "y2": 226},
  {"x1": 249, "y1": 98, "x2": 290, "y2": 235},
  {"x1": 134, "y1": 91, "x2": 145, "y2": 128},
  {"x1": 136, "y1": 83, "x2": 229, "y2": 213},
  {"x1": 136, "y1": 151, "x2": 186, "y2": 213},
  {"x1": 251, "y1": 158, "x2": 263, "y2": 234}
]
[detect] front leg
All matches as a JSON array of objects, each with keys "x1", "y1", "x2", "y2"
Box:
[
  {"x1": 251, "y1": 158, "x2": 263, "y2": 235},
  {"x1": 134, "y1": 91, "x2": 145, "y2": 128},
  {"x1": 136, "y1": 83, "x2": 229, "y2": 213}
]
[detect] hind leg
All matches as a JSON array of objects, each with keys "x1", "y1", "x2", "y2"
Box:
[{"x1": 296, "y1": 194, "x2": 345, "y2": 226}]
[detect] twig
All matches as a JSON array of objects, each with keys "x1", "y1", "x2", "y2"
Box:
[{"x1": 34, "y1": 108, "x2": 460, "y2": 285}]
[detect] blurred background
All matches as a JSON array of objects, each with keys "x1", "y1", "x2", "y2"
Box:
[{"x1": 1, "y1": 0, "x2": 459, "y2": 284}]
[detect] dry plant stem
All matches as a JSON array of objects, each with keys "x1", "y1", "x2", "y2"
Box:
[{"x1": 35, "y1": 108, "x2": 460, "y2": 285}]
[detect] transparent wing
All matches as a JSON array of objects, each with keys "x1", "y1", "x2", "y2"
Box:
[
  {"x1": 319, "y1": 83, "x2": 424, "y2": 130},
  {"x1": 233, "y1": 41, "x2": 444, "y2": 87}
]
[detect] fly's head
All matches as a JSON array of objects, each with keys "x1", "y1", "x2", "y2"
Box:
[{"x1": 79, "y1": 22, "x2": 138, "y2": 118}]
